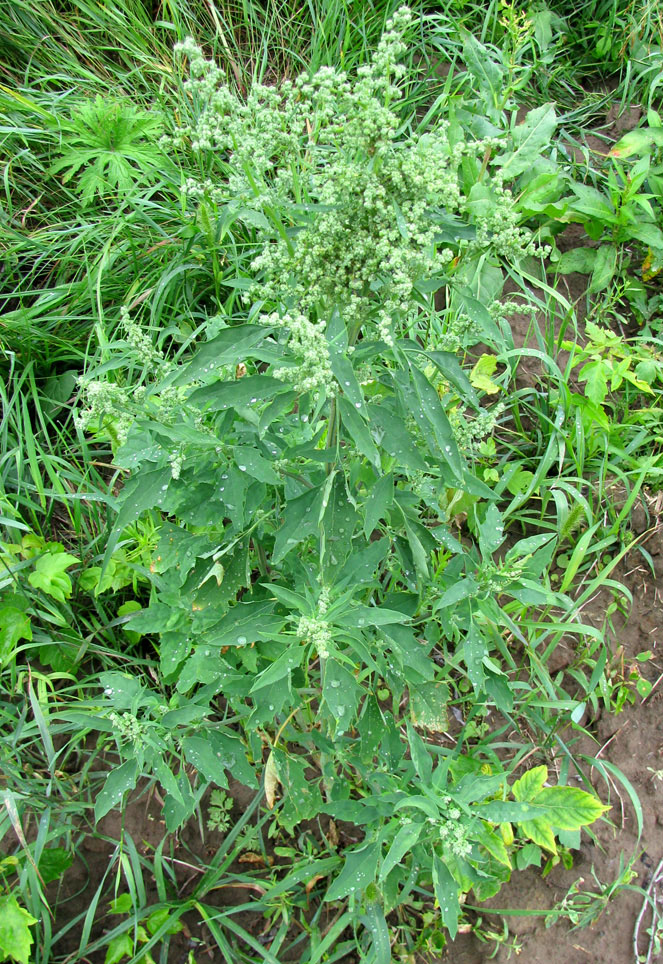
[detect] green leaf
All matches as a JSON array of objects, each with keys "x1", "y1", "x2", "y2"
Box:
[
  {"x1": 232, "y1": 445, "x2": 280, "y2": 484},
  {"x1": 94, "y1": 760, "x2": 139, "y2": 821},
  {"x1": 462, "y1": 622, "x2": 486, "y2": 692},
  {"x1": 104, "y1": 932, "x2": 134, "y2": 964},
  {"x1": 569, "y1": 183, "x2": 616, "y2": 224},
  {"x1": 173, "y1": 325, "x2": 268, "y2": 385},
  {"x1": 183, "y1": 730, "x2": 257, "y2": 789},
  {"x1": 479, "y1": 504, "x2": 506, "y2": 556},
  {"x1": 479, "y1": 786, "x2": 608, "y2": 829},
  {"x1": 336, "y1": 538, "x2": 389, "y2": 588},
  {"x1": 432, "y1": 857, "x2": 460, "y2": 938},
  {"x1": 589, "y1": 245, "x2": 617, "y2": 292},
  {"x1": 250, "y1": 646, "x2": 304, "y2": 691},
  {"x1": 322, "y1": 474, "x2": 358, "y2": 570},
  {"x1": 28, "y1": 551, "x2": 79, "y2": 602},
  {"x1": 470, "y1": 354, "x2": 501, "y2": 395},
  {"x1": 519, "y1": 817, "x2": 557, "y2": 853},
  {"x1": 496, "y1": 104, "x2": 557, "y2": 179},
  {"x1": 323, "y1": 658, "x2": 362, "y2": 731},
  {"x1": 409, "y1": 681, "x2": 449, "y2": 732},
  {"x1": 530, "y1": 786, "x2": 609, "y2": 829},
  {"x1": 339, "y1": 396, "x2": 381, "y2": 468},
  {"x1": 362, "y1": 902, "x2": 391, "y2": 964},
  {"x1": 475, "y1": 825, "x2": 511, "y2": 869},
  {"x1": 408, "y1": 363, "x2": 463, "y2": 477},
  {"x1": 367, "y1": 404, "x2": 428, "y2": 472},
  {"x1": 555, "y1": 247, "x2": 597, "y2": 274},
  {"x1": 0, "y1": 605, "x2": 32, "y2": 663},
  {"x1": 462, "y1": 35, "x2": 505, "y2": 106},
  {"x1": 113, "y1": 466, "x2": 172, "y2": 532},
  {"x1": 325, "y1": 841, "x2": 380, "y2": 901},
  {"x1": 189, "y1": 374, "x2": 286, "y2": 412},
  {"x1": 331, "y1": 352, "x2": 366, "y2": 416},
  {"x1": 272, "y1": 749, "x2": 323, "y2": 833},
  {"x1": 109, "y1": 894, "x2": 134, "y2": 914},
  {"x1": 579, "y1": 360, "x2": 608, "y2": 405},
  {"x1": 379, "y1": 822, "x2": 423, "y2": 881},
  {"x1": 272, "y1": 485, "x2": 323, "y2": 564},
  {"x1": 512, "y1": 765, "x2": 547, "y2": 802},
  {"x1": 0, "y1": 895, "x2": 38, "y2": 964},
  {"x1": 38, "y1": 847, "x2": 74, "y2": 884},
  {"x1": 336, "y1": 604, "x2": 408, "y2": 628},
  {"x1": 406, "y1": 721, "x2": 433, "y2": 783},
  {"x1": 609, "y1": 126, "x2": 663, "y2": 158},
  {"x1": 363, "y1": 473, "x2": 394, "y2": 539},
  {"x1": 401, "y1": 343, "x2": 479, "y2": 409}
]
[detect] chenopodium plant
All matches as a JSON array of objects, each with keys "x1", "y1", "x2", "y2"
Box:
[{"x1": 83, "y1": 7, "x2": 607, "y2": 944}]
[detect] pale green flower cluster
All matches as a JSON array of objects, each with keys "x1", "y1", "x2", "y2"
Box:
[
  {"x1": 435, "y1": 311, "x2": 483, "y2": 353},
  {"x1": 438, "y1": 815, "x2": 472, "y2": 858},
  {"x1": 436, "y1": 796, "x2": 472, "y2": 858},
  {"x1": 75, "y1": 378, "x2": 134, "y2": 445},
  {"x1": 260, "y1": 310, "x2": 335, "y2": 397},
  {"x1": 449, "y1": 402, "x2": 505, "y2": 448},
  {"x1": 173, "y1": 5, "x2": 541, "y2": 378},
  {"x1": 109, "y1": 710, "x2": 147, "y2": 746},
  {"x1": 473, "y1": 177, "x2": 550, "y2": 261},
  {"x1": 120, "y1": 305, "x2": 161, "y2": 368},
  {"x1": 297, "y1": 614, "x2": 333, "y2": 660}
]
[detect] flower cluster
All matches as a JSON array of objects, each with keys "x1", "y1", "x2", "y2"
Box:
[
  {"x1": 261, "y1": 311, "x2": 335, "y2": 397},
  {"x1": 449, "y1": 402, "x2": 505, "y2": 449},
  {"x1": 120, "y1": 305, "x2": 162, "y2": 368},
  {"x1": 436, "y1": 795, "x2": 473, "y2": 858},
  {"x1": 75, "y1": 378, "x2": 134, "y2": 445},
  {"x1": 297, "y1": 615, "x2": 333, "y2": 659},
  {"x1": 438, "y1": 815, "x2": 472, "y2": 858},
  {"x1": 109, "y1": 710, "x2": 147, "y2": 746},
  {"x1": 173, "y1": 6, "x2": 540, "y2": 372}
]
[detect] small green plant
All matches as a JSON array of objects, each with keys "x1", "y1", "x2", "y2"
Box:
[
  {"x1": 206, "y1": 789, "x2": 233, "y2": 833},
  {"x1": 50, "y1": 95, "x2": 165, "y2": 204}
]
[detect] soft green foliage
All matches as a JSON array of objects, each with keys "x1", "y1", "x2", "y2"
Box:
[
  {"x1": 62, "y1": 10, "x2": 615, "y2": 948},
  {"x1": 49, "y1": 96, "x2": 165, "y2": 204},
  {"x1": 1, "y1": 0, "x2": 661, "y2": 961}
]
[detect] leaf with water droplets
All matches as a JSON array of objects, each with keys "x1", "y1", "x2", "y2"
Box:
[
  {"x1": 362, "y1": 473, "x2": 393, "y2": 540},
  {"x1": 272, "y1": 749, "x2": 323, "y2": 833},
  {"x1": 94, "y1": 759, "x2": 138, "y2": 821},
  {"x1": 232, "y1": 445, "x2": 280, "y2": 484},
  {"x1": 338, "y1": 396, "x2": 380, "y2": 468},
  {"x1": 408, "y1": 362, "x2": 463, "y2": 479},
  {"x1": 172, "y1": 325, "x2": 268, "y2": 386},
  {"x1": 479, "y1": 503, "x2": 506, "y2": 556},
  {"x1": 325, "y1": 840, "x2": 380, "y2": 901},
  {"x1": 272, "y1": 485, "x2": 323, "y2": 565},
  {"x1": 379, "y1": 821, "x2": 423, "y2": 882},
  {"x1": 250, "y1": 645, "x2": 304, "y2": 691},
  {"x1": 322, "y1": 474, "x2": 357, "y2": 572},
  {"x1": 323, "y1": 659, "x2": 361, "y2": 730},
  {"x1": 432, "y1": 856, "x2": 460, "y2": 938},
  {"x1": 331, "y1": 352, "x2": 366, "y2": 415},
  {"x1": 409, "y1": 681, "x2": 449, "y2": 732},
  {"x1": 189, "y1": 374, "x2": 286, "y2": 412}
]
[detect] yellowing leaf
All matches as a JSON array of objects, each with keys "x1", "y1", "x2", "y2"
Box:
[
  {"x1": 264, "y1": 751, "x2": 280, "y2": 809},
  {"x1": 470, "y1": 355, "x2": 501, "y2": 395},
  {"x1": 520, "y1": 817, "x2": 557, "y2": 854},
  {"x1": 512, "y1": 765, "x2": 548, "y2": 802},
  {"x1": 0, "y1": 895, "x2": 38, "y2": 964}
]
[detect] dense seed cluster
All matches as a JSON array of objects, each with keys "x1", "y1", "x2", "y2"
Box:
[{"x1": 173, "y1": 6, "x2": 543, "y2": 387}]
